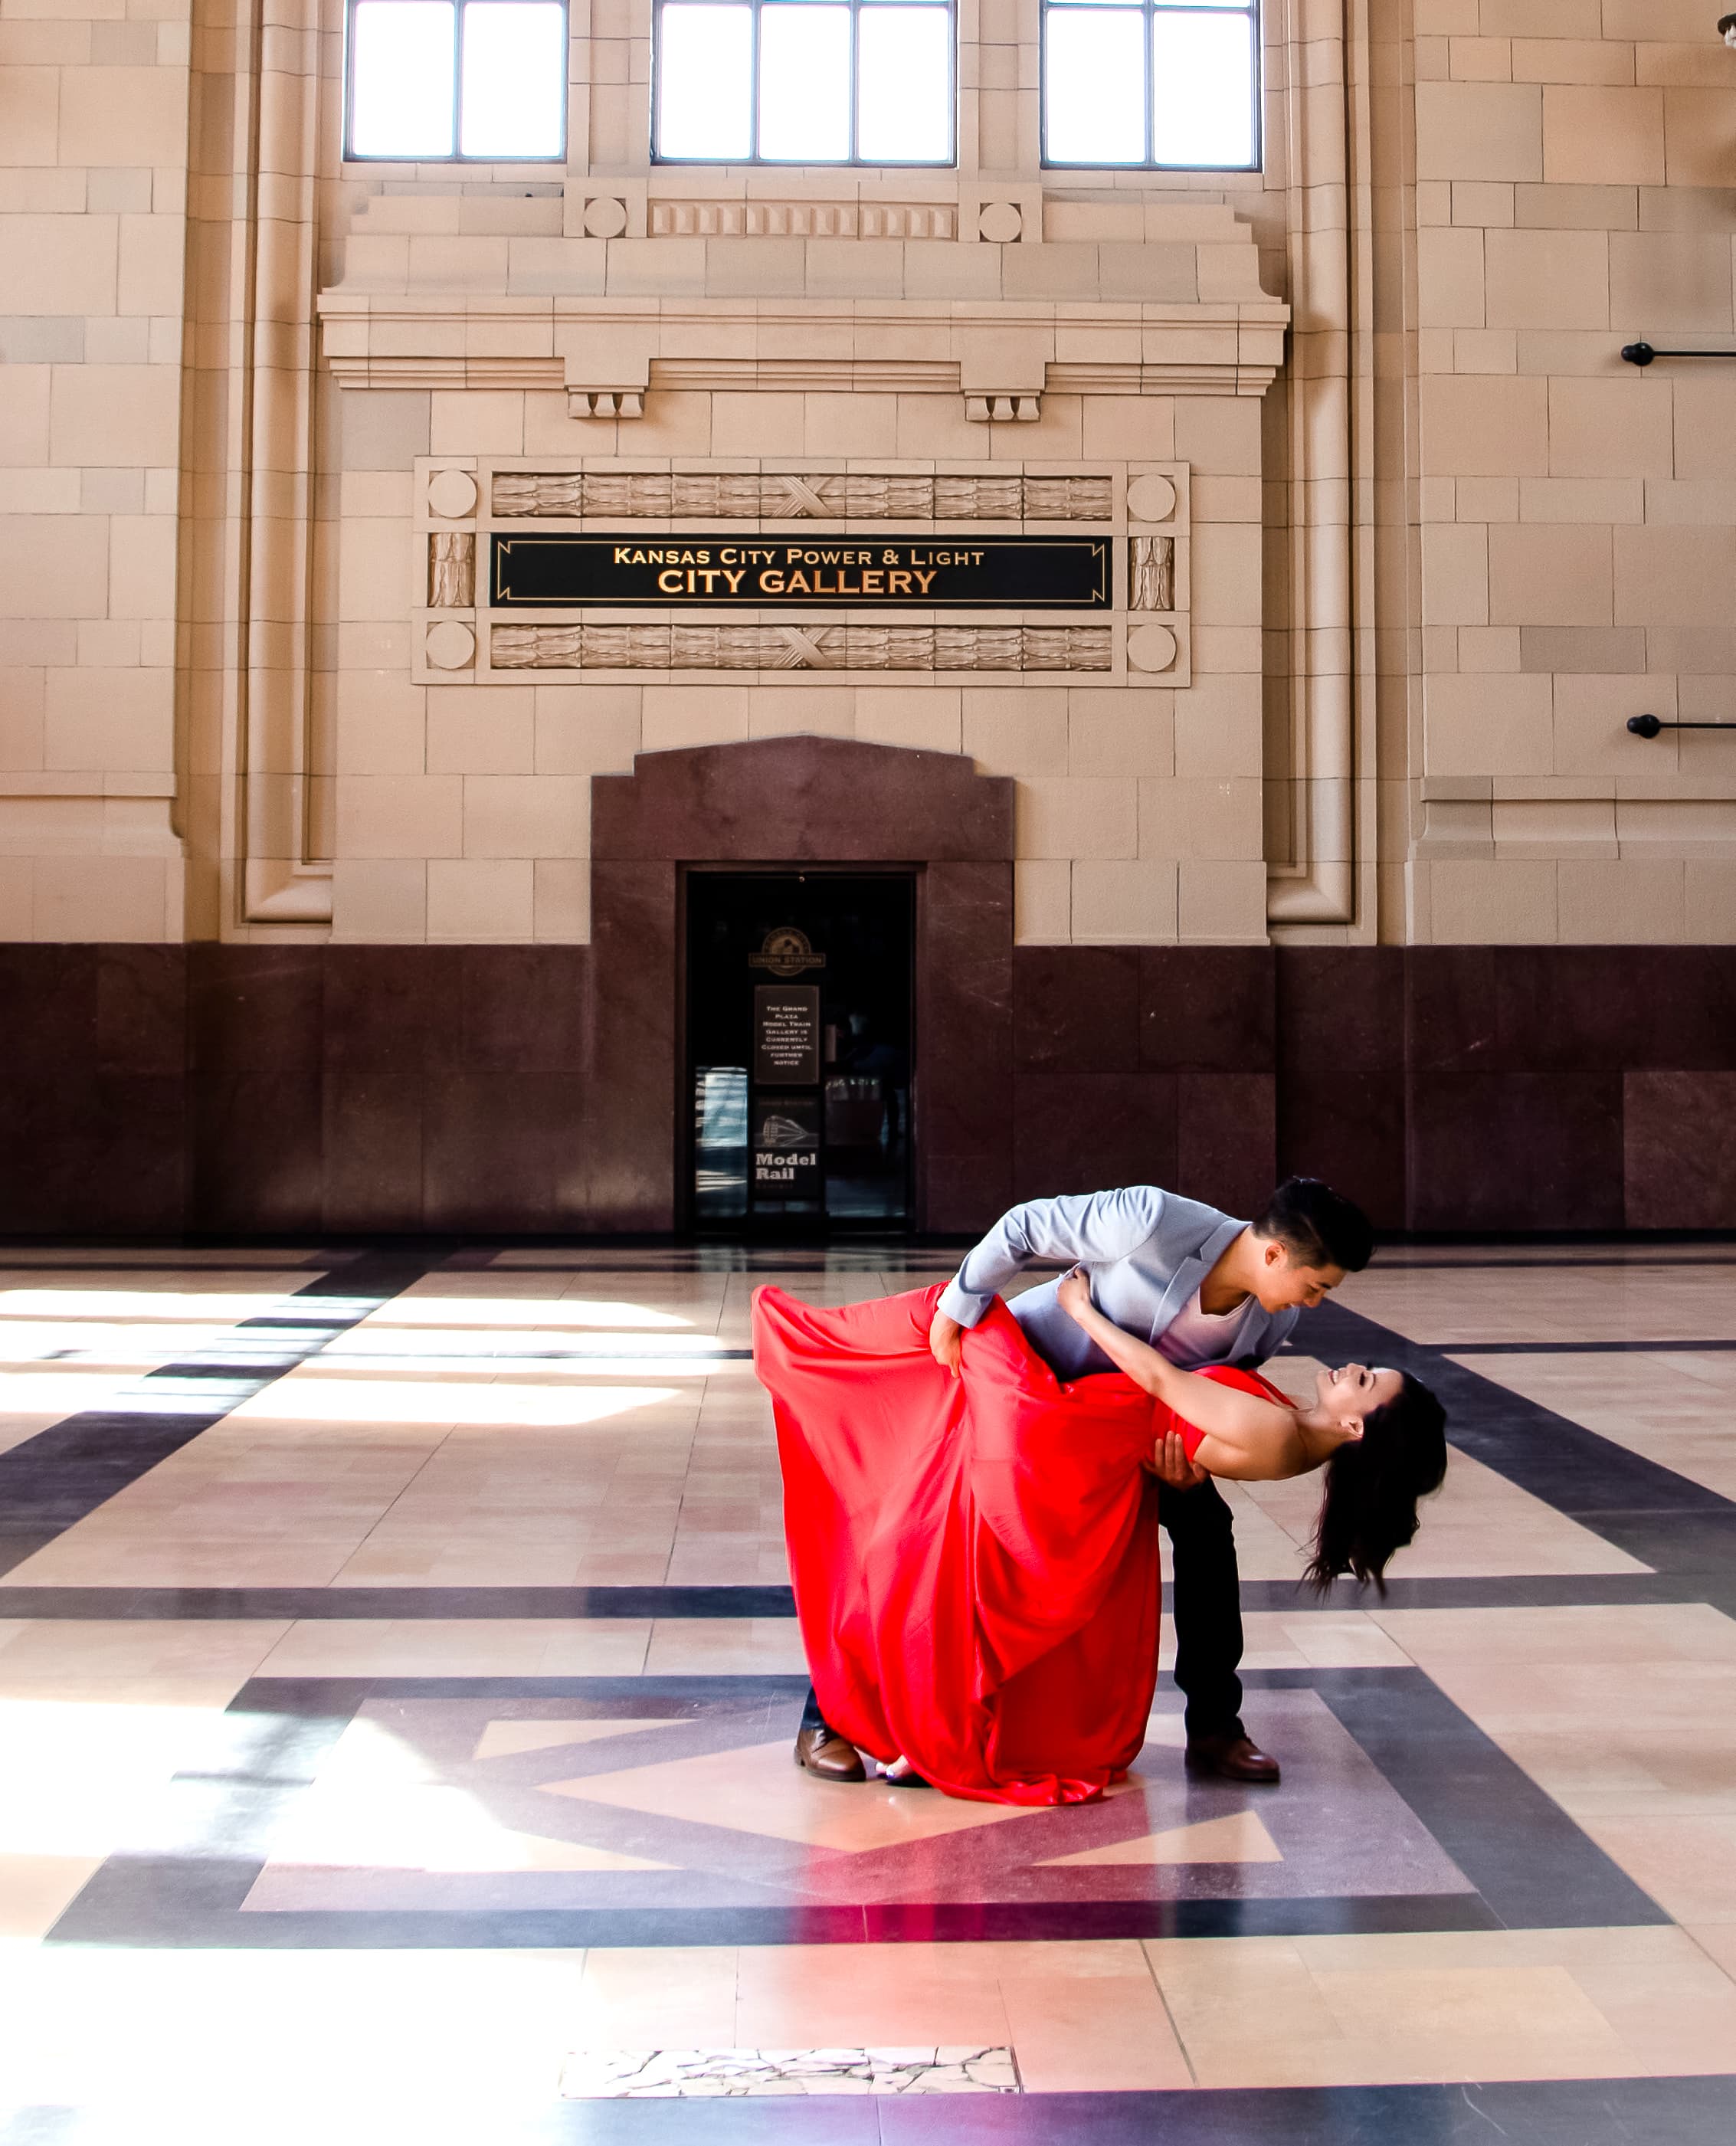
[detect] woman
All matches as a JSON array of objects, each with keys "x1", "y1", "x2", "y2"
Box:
[{"x1": 754, "y1": 1272, "x2": 1446, "y2": 1808}]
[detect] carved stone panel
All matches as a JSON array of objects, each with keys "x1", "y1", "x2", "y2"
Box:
[
  {"x1": 490, "y1": 471, "x2": 1114, "y2": 521},
  {"x1": 428, "y1": 532, "x2": 475, "y2": 608},
  {"x1": 490, "y1": 623, "x2": 1112, "y2": 673}
]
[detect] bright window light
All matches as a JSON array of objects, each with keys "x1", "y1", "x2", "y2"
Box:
[
  {"x1": 1045, "y1": 6, "x2": 1145, "y2": 165},
  {"x1": 654, "y1": 0, "x2": 955, "y2": 163},
  {"x1": 758, "y1": 5, "x2": 853, "y2": 162},
  {"x1": 657, "y1": 4, "x2": 754, "y2": 160},
  {"x1": 1043, "y1": 0, "x2": 1259, "y2": 169},
  {"x1": 347, "y1": 0, "x2": 568, "y2": 161},
  {"x1": 460, "y1": 2, "x2": 567, "y2": 156},
  {"x1": 1152, "y1": 5, "x2": 1253, "y2": 165},
  {"x1": 857, "y1": 2, "x2": 952, "y2": 163},
  {"x1": 349, "y1": 1, "x2": 457, "y2": 157}
]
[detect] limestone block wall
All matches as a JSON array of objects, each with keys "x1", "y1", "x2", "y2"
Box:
[
  {"x1": 315, "y1": 382, "x2": 1270, "y2": 949},
  {"x1": 2, "y1": 0, "x2": 1734, "y2": 955},
  {"x1": 0, "y1": 0, "x2": 193, "y2": 941},
  {"x1": 1405, "y1": 0, "x2": 1736, "y2": 945}
]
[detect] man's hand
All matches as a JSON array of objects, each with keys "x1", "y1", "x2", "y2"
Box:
[
  {"x1": 929, "y1": 1310, "x2": 965, "y2": 1378},
  {"x1": 1148, "y1": 1430, "x2": 1207, "y2": 1489}
]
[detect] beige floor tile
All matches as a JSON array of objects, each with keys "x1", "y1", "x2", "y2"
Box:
[
  {"x1": 0, "y1": 1620, "x2": 289, "y2": 1682},
  {"x1": 1374, "y1": 1603, "x2": 1736, "y2": 1669},
  {"x1": 1568, "y1": 1950, "x2": 1736, "y2": 2076},
  {"x1": 1148, "y1": 1930, "x2": 1651, "y2": 2089},
  {"x1": 732, "y1": 1942, "x2": 1010, "y2": 2048},
  {"x1": 0, "y1": 1853, "x2": 106, "y2": 1940},
  {"x1": 575, "y1": 1946, "x2": 739, "y2": 2044},
  {"x1": 254, "y1": 1619, "x2": 652, "y2": 1679},
  {"x1": 643, "y1": 1617, "x2": 811, "y2": 1675}
]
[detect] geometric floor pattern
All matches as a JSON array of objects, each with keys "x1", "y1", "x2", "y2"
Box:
[{"x1": 2, "y1": 1239, "x2": 1734, "y2": 2144}]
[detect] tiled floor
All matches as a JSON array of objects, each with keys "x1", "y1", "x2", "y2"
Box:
[{"x1": 1, "y1": 1240, "x2": 1734, "y2": 2144}]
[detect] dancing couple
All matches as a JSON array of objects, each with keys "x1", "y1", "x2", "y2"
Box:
[{"x1": 752, "y1": 1178, "x2": 1447, "y2": 1806}]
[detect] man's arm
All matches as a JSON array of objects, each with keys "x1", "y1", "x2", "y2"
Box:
[
  {"x1": 936, "y1": 1188, "x2": 1164, "y2": 1329},
  {"x1": 929, "y1": 1188, "x2": 1164, "y2": 1376},
  {"x1": 1056, "y1": 1270, "x2": 1301, "y2": 1474}
]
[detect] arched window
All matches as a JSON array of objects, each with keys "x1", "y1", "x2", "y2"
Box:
[
  {"x1": 346, "y1": 0, "x2": 568, "y2": 160},
  {"x1": 653, "y1": 0, "x2": 955, "y2": 165},
  {"x1": 1044, "y1": 0, "x2": 1259, "y2": 169}
]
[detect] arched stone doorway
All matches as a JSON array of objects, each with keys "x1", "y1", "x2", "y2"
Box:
[{"x1": 588, "y1": 736, "x2": 1014, "y2": 1234}]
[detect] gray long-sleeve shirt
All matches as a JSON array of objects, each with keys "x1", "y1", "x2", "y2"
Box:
[{"x1": 935, "y1": 1185, "x2": 1298, "y2": 1381}]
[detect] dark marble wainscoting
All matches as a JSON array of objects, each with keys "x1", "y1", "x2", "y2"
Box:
[{"x1": 1, "y1": 939, "x2": 1734, "y2": 1237}]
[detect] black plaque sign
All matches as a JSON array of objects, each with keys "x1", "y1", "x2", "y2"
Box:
[
  {"x1": 752, "y1": 1093, "x2": 821, "y2": 1199},
  {"x1": 491, "y1": 533, "x2": 1111, "y2": 610},
  {"x1": 754, "y1": 986, "x2": 821, "y2": 1086}
]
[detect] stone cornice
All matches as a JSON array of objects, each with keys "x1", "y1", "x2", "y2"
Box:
[{"x1": 316, "y1": 293, "x2": 1291, "y2": 407}]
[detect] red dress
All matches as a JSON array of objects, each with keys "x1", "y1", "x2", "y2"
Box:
[{"x1": 753, "y1": 1281, "x2": 1286, "y2": 1807}]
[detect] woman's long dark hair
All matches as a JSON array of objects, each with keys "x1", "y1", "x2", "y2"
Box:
[{"x1": 1305, "y1": 1372, "x2": 1447, "y2": 1594}]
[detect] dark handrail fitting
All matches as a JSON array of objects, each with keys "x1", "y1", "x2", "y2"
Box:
[
  {"x1": 1622, "y1": 342, "x2": 1736, "y2": 366},
  {"x1": 1628, "y1": 714, "x2": 1736, "y2": 739}
]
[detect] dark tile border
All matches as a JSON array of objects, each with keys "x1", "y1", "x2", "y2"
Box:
[
  {"x1": 0, "y1": 1572, "x2": 1715, "y2": 1621},
  {"x1": 1435, "y1": 1338, "x2": 1736, "y2": 1353},
  {"x1": 44, "y1": 1666, "x2": 1666, "y2": 1952}
]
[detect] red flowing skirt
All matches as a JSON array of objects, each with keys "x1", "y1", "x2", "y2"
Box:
[{"x1": 753, "y1": 1281, "x2": 1171, "y2": 1806}]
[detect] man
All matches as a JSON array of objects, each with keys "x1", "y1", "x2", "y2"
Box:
[{"x1": 794, "y1": 1175, "x2": 1374, "y2": 1786}]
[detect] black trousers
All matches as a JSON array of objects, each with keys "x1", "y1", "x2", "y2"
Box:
[
  {"x1": 800, "y1": 1475, "x2": 1246, "y2": 1746},
  {"x1": 1158, "y1": 1473, "x2": 1246, "y2": 1742}
]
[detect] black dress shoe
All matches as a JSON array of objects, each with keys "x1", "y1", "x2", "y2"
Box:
[
  {"x1": 1184, "y1": 1732, "x2": 1281, "y2": 1785},
  {"x1": 794, "y1": 1722, "x2": 867, "y2": 1781}
]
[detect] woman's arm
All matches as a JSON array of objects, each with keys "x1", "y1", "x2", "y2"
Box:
[{"x1": 1055, "y1": 1269, "x2": 1305, "y2": 1475}]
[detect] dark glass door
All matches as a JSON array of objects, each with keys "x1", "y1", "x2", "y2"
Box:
[{"x1": 686, "y1": 870, "x2": 914, "y2": 1232}]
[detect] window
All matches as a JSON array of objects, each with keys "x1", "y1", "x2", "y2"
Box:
[
  {"x1": 1043, "y1": 0, "x2": 1258, "y2": 169},
  {"x1": 346, "y1": 0, "x2": 567, "y2": 160},
  {"x1": 653, "y1": 0, "x2": 954, "y2": 165}
]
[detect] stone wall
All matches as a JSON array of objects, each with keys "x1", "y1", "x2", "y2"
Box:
[
  {"x1": 4, "y1": 941, "x2": 1731, "y2": 1236},
  {"x1": 1405, "y1": 0, "x2": 1736, "y2": 945}
]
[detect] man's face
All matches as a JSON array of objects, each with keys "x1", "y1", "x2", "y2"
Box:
[{"x1": 1254, "y1": 1240, "x2": 1346, "y2": 1312}]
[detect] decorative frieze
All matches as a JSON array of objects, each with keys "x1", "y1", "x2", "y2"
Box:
[
  {"x1": 647, "y1": 200, "x2": 956, "y2": 240},
  {"x1": 490, "y1": 471, "x2": 1114, "y2": 521},
  {"x1": 490, "y1": 623, "x2": 1112, "y2": 673}
]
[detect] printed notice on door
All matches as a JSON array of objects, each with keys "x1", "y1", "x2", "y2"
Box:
[{"x1": 754, "y1": 986, "x2": 821, "y2": 1086}]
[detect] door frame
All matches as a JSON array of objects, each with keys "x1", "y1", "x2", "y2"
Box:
[
  {"x1": 588, "y1": 736, "x2": 1015, "y2": 1235},
  {"x1": 676, "y1": 861, "x2": 921, "y2": 1238}
]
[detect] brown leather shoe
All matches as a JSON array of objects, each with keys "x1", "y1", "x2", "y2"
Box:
[
  {"x1": 1184, "y1": 1732, "x2": 1281, "y2": 1785},
  {"x1": 794, "y1": 1723, "x2": 867, "y2": 1782}
]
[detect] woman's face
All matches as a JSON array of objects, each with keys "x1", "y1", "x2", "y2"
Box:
[{"x1": 1313, "y1": 1361, "x2": 1402, "y2": 1428}]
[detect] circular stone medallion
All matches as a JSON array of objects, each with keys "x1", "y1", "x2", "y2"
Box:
[
  {"x1": 1125, "y1": 623, "x2": 1178, "y2": 674},
  {"x1": 978, "y1": 201, "x2": 1023, "y2": 244},
  {"x1": 583, "y1": 195, "x2": 630, "y2": 238},
  {"x1": 424, "y1": 621, "x2": 477, "y2": 671},
  {"x1": 427, "y1": 468, "x2": 479, "y2": 519},
  {"x1": 1125, "y1": 474, "x2": 1177, "y2": 524}
]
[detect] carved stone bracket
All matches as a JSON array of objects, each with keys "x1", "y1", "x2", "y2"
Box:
[
  {"x1": 568, "y1": 388, "x2": 644, "y2": 419},
  {"x1": 965, "y1": 394, "x2": 1041, "y2": 424}
]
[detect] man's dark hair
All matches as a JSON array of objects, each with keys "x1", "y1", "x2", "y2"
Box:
[{"x1": 1253, "y1": 1176, "x2": 1374, "y2": 1274}]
